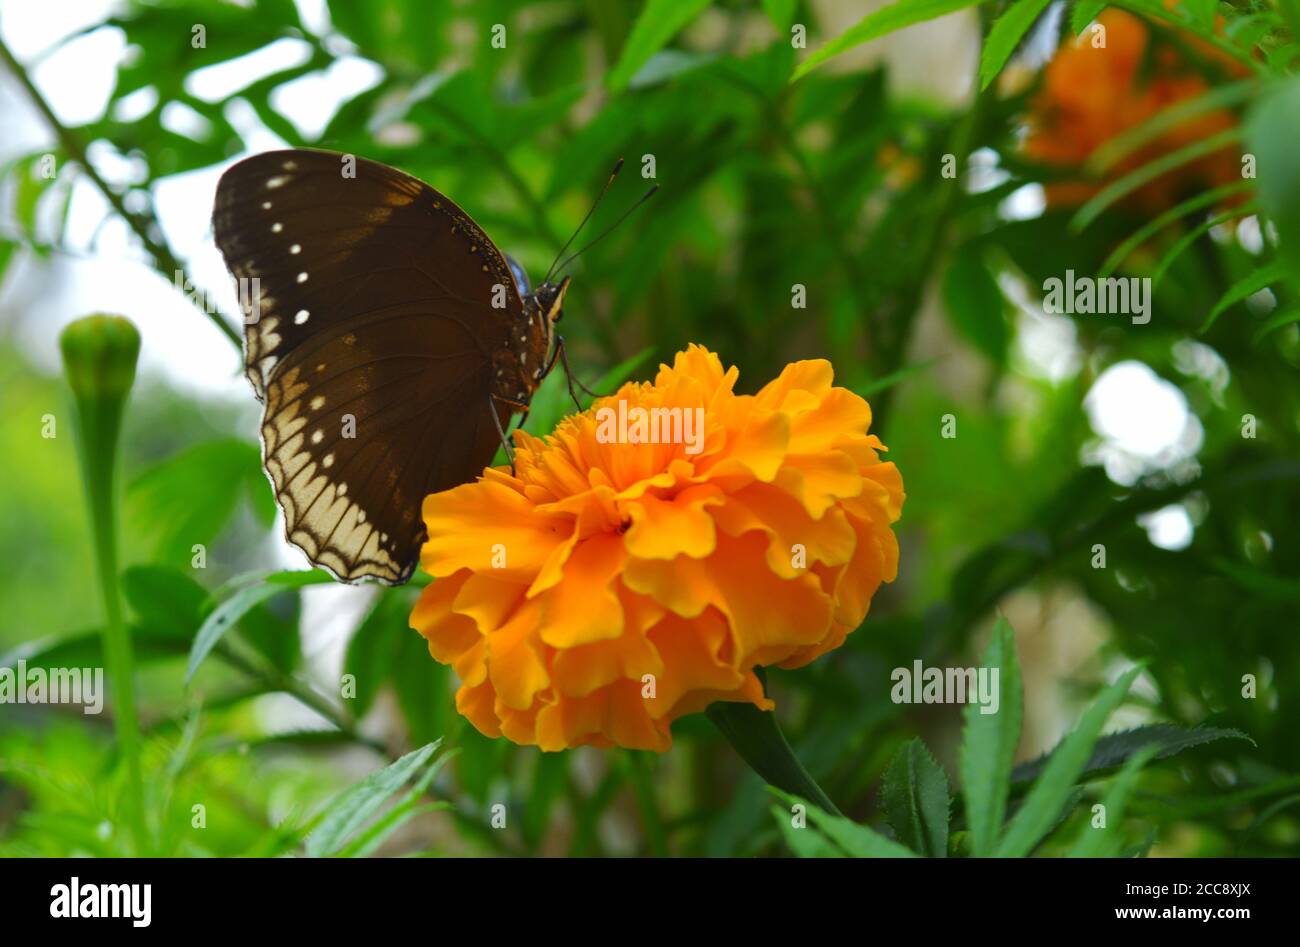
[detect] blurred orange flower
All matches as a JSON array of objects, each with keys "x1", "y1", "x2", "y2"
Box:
[
  {"x1": 409, "y1": 345, "x2": 904, "y2": 751},
  {"x1": 1022, "y1": 8, "x2": 1243, "y2": 211}
]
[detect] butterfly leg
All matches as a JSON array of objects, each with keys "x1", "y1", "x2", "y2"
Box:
[
  {"x1": 553, "y1": 335, "x2": 600, "y2": 411},
  {"x1": 488, "y1": 393, "x2": 517, "y2": 474}
]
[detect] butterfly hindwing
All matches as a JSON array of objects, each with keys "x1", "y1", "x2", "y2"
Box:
[{"x1": 213, "y1": 149, "x2": 518, "y2": 584}]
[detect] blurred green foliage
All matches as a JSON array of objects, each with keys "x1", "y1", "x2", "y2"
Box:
[{"x1": 1, "y1": 0, "x2": 1298, "y2": 857}]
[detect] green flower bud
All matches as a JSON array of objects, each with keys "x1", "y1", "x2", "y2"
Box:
[{"x1": 59, "y1": 314, "x2": 141, "y2": 403}]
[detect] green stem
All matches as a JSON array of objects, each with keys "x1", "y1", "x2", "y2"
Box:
[
  {"x1": 707, "y1": 684, "x2": 842, "y2": 817},
  {"x1": 625, "y1": 751, "x2": 669, "y2": 856},
  {"x1": 61, "y1": 316, "x2": 147, "y2": 854},
  {"x1": 0, "y1": 36, "x2": 241, "y2": 350}
]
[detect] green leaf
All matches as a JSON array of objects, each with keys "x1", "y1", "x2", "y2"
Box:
[
  {"x1": 792, "y1": 0, "x2": 988, "y2": 82},
  {"x1": 305, "y1": 741, "x2": 442, "y2": 857},
  {"x1": 1070, "y1": 1, "x2": 1108, "y2": 35},
  {"x1": 184, "y1": 571, "x2": 328, "y2": 684},
  {"x1": 121, "y1": 565, "x2": 206, "y2": 637},
  {"x1": 854, "y1": 357, "x2": 943, "y2": 398},
  {"x1": 1252, "y1": 306, "x2": 1300, "y2": 344},
  {"x1": 1246, "y1": 77, "x2": 1300, "y2": 284},
  {"x1": 1011, "y1": 724, "x2": 1254, "y2": 786},
  {"x1": 1089, "y1": 79, "x2": 1258, "y2": 174},
  {"x1": 393, "y1": 627, "x2": 450, "y2": 748},
  {"x1": 761, "y1": 0, "x2": 798, "y2": 31},
  {"x1": 607, "y1": 0, "x2": 713, "y2": 92},
  {"x1": 708, "y1": 692, "x2": 840, "y2": 816},
  {"x1": 881, "y1": 738, "x2": 950, "y2": 857},
  {"x1": 522, "y1": 753, "x2": 570, "y2": 848},
  {"x1": 1210, "y1": 557, "x2": 1300, "y2": 600},
  {"x1": 127, "y1": 439, "x2": 265, "y2": 565},
  {"x1": 1099, "y1": 181, "x2": 1253, "y2": 277},
  {"x1": 943, "y1": 244, "x2": 1007, "y2": 365},
  {"x1": 959, "y1": 618, "x2": 1022, "y2": 857},
  {"x1": 338, "y1": 749, "x2": 456, "y2": 858},
  {"x1": 771, "y1": 805, "x2": 845, "y2": 857},
  {"x1": 770, "y1": 790, "x2": 917, "y2": 857},
  {"x1": 1199, "y1": 260, "x2": 1289, "y2": 333},
  {"x1": 0, "y1": 625, "x2": 189, "y2": 671},
  {"x1": 979, "y1": 0, "x2": 1053, "y2": 91},
  {"x1": 1071, "y1": 127, "x2": 1241, "y2": 232},
  {"x1": 1152, "y1": 203, "x2": 1259, "y2": 286},
  {"x1": 342, "y1": 592, "x2": 407, "y2": 717},
  {"x1": 995, "y1": 664, "x2": 1144, "y2": 857},
  {"x1": 1066, "y1": 745, "x2": 1159, "y2": 857}
]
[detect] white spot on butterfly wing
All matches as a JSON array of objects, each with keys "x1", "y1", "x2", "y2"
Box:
[{"x1": 295, "y1": 309, "x2": 309, "y2": 324}]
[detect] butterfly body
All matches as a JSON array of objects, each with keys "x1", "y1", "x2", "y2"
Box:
[{"x1": 213, "y1": 148, "x2": 561, "y2": 584}]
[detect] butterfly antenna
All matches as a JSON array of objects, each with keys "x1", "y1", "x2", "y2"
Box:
[
  {"x1": 544, "y1": 158, "x2": 625, "y2": 284},
  {"x1": 552, "y1": 183, "x2": 659, "y2": 276}
]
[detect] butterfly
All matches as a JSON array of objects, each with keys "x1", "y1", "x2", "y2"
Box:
[{"x1": 212, "y1": 149, "x2": 586, "y2": 585}]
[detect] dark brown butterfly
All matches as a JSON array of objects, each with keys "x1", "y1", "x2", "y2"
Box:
[{"x1": 212, "y1": 149, "x2": 576, "y2": 585}]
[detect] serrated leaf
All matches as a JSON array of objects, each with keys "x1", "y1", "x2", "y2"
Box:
[
  {"x1": 995, "y1": 664, "x2": 1144, "y2": 857},
  {"x1": 1011, "y1": 724, "x2": 1254, "y2": 785},
  {"x1": 607, "y1": 0, "x2": 713, "y2": 92},
  {"x1": 881, "y1": 738, "x2": 950, "y2": 857},
  {"x1": 305, "y1": 741, "x2": 441, "y2": 858},
  {"x1": 979, "y1": 0, "x2": 1053, "y2": 90},
  {"x1": 792, "y1": 0, "x2": 989, "y2": 82},
  {"x1": 959, "y1": 618, "x2": 1022, "y2": 857},
  {"x1": 338, "y1": 749, "x2": 456, "y2": 858}
]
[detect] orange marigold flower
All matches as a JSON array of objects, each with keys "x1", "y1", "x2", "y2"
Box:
[
  {"x1": 409, "y1": 345, "x2": 904, "y2": 751},
  {"x1": 1022, "y1": 8, "x2": 1242, "y2": 211}
]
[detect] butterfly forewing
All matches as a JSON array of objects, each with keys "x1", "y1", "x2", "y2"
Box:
[{"x1": 213, "y1": 149, "x2": 520, "y2": 584}]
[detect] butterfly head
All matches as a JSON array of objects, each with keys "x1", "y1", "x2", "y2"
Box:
[{"x1": 535, "y1": 275, "x2": 570, "y2": 326}]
